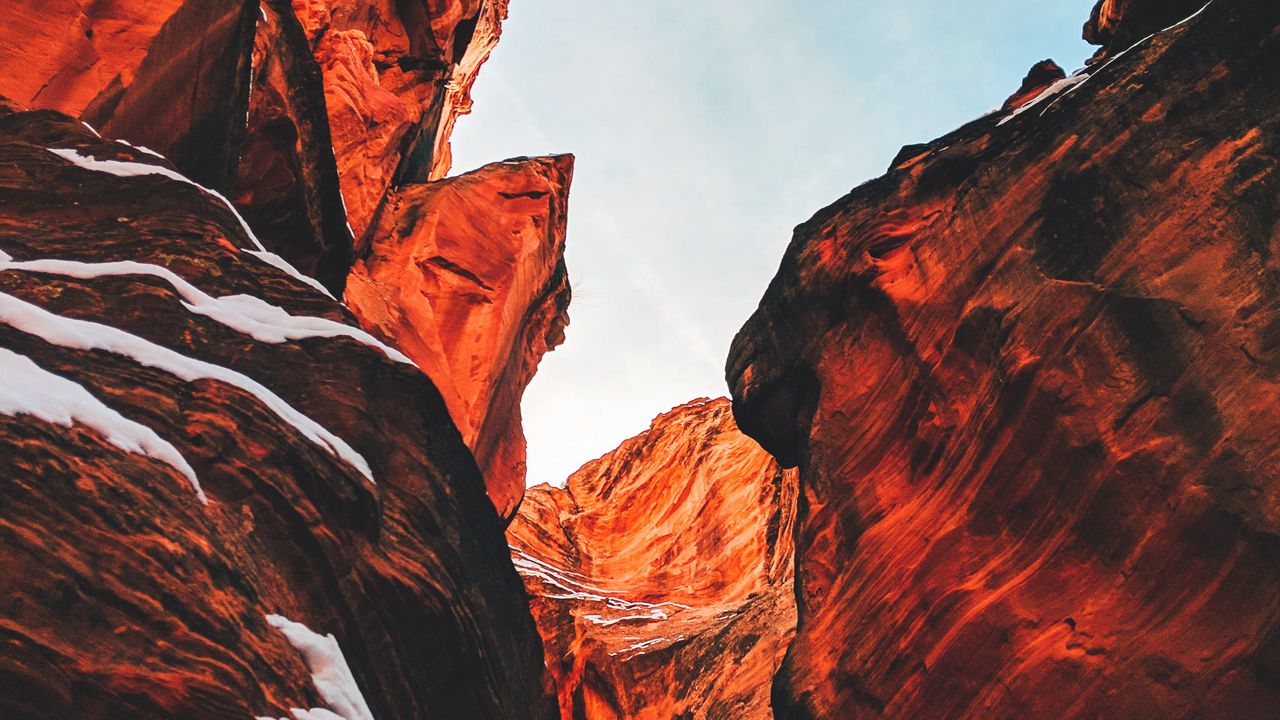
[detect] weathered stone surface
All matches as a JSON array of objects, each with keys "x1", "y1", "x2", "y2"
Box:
[
  {"x1": 508, "y1": 398, "x2": 798, "y2": 719},
  {"x1": 0, "y1": 106, "x2": 556, "y2": 720},
  {"x1": 346, "y1": 155, "x2": 573, "y2": 521},
  {"x1": 1084, "y1": 0, "x2": 1209, "y2": 59},
  {"x1": 0, "y1": 0, "x2": 257, "y2": 190},
  {"x1": 1000, "y1": 60, "x2": 1066, "y2": 112},
  {"x1": 230, "y1": 0, "x2": 354, "y2": 294},
  {"x1": 1, "y1": 0, "x2": 513, "y2": 294},
  {"x1": 729, "y1": 0, "x2": 1280, "y2": 717},
  {"x1": 306, "y1": 0, "x2": 511, "y2": 244}
]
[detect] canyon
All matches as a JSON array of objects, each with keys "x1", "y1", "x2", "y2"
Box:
[{"x1": 1, "y1": 0, "x2": 1278, "y2": 718}]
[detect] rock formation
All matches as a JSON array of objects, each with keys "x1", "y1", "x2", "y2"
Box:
[
  {"x1": 729, "y1": 0, "x2": 1280, "y2": 717},
  {"x1": 346, "y1": 155, "x2": 573, "y2": 521},
  {"x1": 0, "y1": 0, "x2": 512, "y2": 295},
  {"x1": 0, "y1": 106, "x2": 555, "y2": 719},
  {"x1": 0, "y1": 0, "x2": 571, "y2": 716},
  {"x1": 509, "y1": 398, "x2": 797, "y2": 719}
]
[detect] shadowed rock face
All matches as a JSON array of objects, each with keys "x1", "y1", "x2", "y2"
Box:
[
  {"x1": 346, "y1": 155, "x2": 574, "y2": 522},
  {"x1": 0, "y1": 106, "x2": 556, "y2": 720},
  {"x1": 730, "y1": 0, "x2": 1280, "y2": 718},
  {"x1": 508, "y1": 398, "x2": 798, "y2": 720}
]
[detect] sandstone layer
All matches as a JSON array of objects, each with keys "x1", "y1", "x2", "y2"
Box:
[
  {"x1": 0, "y1": 0, "x2": 512, "y2": 295},
  {"x1": 0, "y1": 105, "x2": 556, "y2": 720},
  {"x1": 730, "y1": 0, "x2": 1280, "y2": 717},
  {"x1": 347, "y1": 155, "x2": 573, "y2": 522},
  {"x1": 509, "y1": 398, "x2": 798, "y2": 719}
]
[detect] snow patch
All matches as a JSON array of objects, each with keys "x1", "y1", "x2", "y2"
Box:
[
  {"x1": 245, "y1": 250, "x2": 336, "y2": 300},
  {"x1": 511, "y1": 547, "x2": 690, "y2": 621},
  {"x1": 0, "y1": 292, "x2": 374, "y2": 482},
  {"x1": 997, "y1": 73, "x2": 1089, "y2": 126},
  {"x1": 46, "y1": 148, "x2": 266, "y2": 252},
  {"x1": 115, "y1": 140, "x2": 164, "y2": 159},
  {"x1": 265, "y1": 614, "x2": 376, "y2": 720},
  {"x1": 0, "y1": 347, "x2": 204, "y2": 502},
  {"x1": 0, "y1": 257, "x2": 407, "y2": 364}
]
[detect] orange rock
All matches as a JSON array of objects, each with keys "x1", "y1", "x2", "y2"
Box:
[
  {"x1": 508, "y1": 398, "x2": 798, "y2": 719},
  {"x1": 1000, "y1": 59, "x2": 1066, "y2": 112},
  {"x1": 0, "y1": 0, "x2": 257, "y2": 189},
  {"x1": 307, "y1": 0, "x2": 510, "y2": 243},
  {"x1": 1083, "y1": 0, "x2": 1209, "y2": 59},
  {"x1": 730, "y1": 1, "x2": 1280, "y2": 718},
  {"x1": 0, "y1": 106, "x2": 555, "y2": 720},
  {"x1": 345, "y1": 155, "x2": 573, "y2": 520}
]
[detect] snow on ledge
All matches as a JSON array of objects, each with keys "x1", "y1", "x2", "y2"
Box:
[
  {"x1": 0, "y1": 347, "x2": 205, "y2": 502},
  {"x1": 262, "y1": 613, "x2": 377, "y2": 720},
  {"x1": 44, "y1": 148, "x2": 336, "y2": 300},
  {"x1": 0, "y1": 256, "x2": 410, "y2": 365},
  {"x1": 0, "y1": 292, "x2": 374, "y2": 483}
]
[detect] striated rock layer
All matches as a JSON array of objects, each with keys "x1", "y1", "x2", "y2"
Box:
[
  {"x1": 509, "y1": 398, "x2": 798, "y2": 720},
  {"x1": 730, "y1": 0, "x2": 1280, "y2": 718},
  {"x1": 0, "y1": 0, "x2": 513, "y2": 294},
  {"x1": 0, "y1": 105, "x2": 556, "y2": 720},
  {"x1": 347, "y1": 155, "x2": 573, "y2": 522}
]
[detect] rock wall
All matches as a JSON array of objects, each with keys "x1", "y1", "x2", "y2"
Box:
[
  {"x1": 729, "y1": 0, "x2": 1280, "y2": 717},
  {"x1": 346, "y1": 155, "x2": 573, "y2": 521},
  {"x1": 508, "y1": 398, "x2": 798, "y2": 719},
  {"x1": 0, "y1": 106, "x2": 555, "y2": 720}
]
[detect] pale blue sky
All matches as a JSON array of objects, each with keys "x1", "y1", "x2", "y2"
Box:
[{"x1": 450, "y1": 0, "x2": 1097, "y2": 487}]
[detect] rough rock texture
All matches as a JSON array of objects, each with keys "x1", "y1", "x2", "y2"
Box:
[
  {"x1": 230, "y1": 0, "x2": 354, "y2": 293},
  {"x1": 0, "y1": 0, "x2": 257, "y2": 190},
  {"x1": 729, "y1": 0, "x2": 1280, "y2": 718},
  {"x1": 1, "y1": 0, "x2": 512, "y2": 293},
  {"x1": 1084, "y1": 0, "x2": 1210, "y2": 59},
  {"x1": 300, "y1": 0, "x2": 510, "y2": 246},
  {"x1": 999, "y1": 60, "x2": 1066, "y2": 112},
  {"x1": 346, "y1": 155, "x2": 573, "y2": 522},
  {"x1": 508, "y1": 398, "x2": 798, "y2": 719},
  {"x1": 0, "y1": 106, "x2": 556, "y2": 720}
]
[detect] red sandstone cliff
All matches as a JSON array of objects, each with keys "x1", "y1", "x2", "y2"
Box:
[
  {"x1": 0, "y1": 0, "x2": 570, "y2": 716},
  {"x1": 0, "y1": 0, "x2": 511, "y2": 293},
  {"x1": 508, "y1": 398, "x2": 798, "y2": 719},
  {"x1": 729, "y1": 0, "x2": 1280, "y2": 717},
  {"x1": 0, "y1": 106, "x2": 555, "y2": 720},
  {"x1": 347, "y1": 155, "x2": 573, "y2": 521},
  {"x1": 0, "y1": 0, "x2": 569, "y2": 511}
]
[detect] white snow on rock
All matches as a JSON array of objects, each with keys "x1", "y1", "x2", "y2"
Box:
[
  {"x1": 115, "y1": 140, "x2": 164, "y2": 159},
  {"x1": 0, "y1": 257, "x2": 409, "y2": 364},
  {"x1": 998, "y1": 1, "x2": 1216, "y2": 128},
  {"x1": 511, "y1": 546, "x2": 690, "y2": 624},
  {"x1": 0, "y1": 347, "x2": 205, "y2": 502},
  {"x1": 44, "y1": 148, "x2": 337, "y2": 300},
  {"x1": 0, "y1": 291, "x2": 374, "y2": 483},
  {"x1": 245, "y1": 250, "x2": 337, "y2": 299},
  {"x1": 264, "y1": 614, "x2": 377, "y2": 720},
  {"x1": 46, "y1": 148, "x2": 265, "y2": 250},
  {"x1": 997, "y1": 72, "x2": 1090, "y2": 126}
]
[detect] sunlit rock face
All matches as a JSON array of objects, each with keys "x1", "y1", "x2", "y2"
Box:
[
  {"x1": 346, "y1": 155, "x2": 573, "y2": 522},
  {"x1": 0, "y1": 0, "x2": 510, "y2": 294},
  {"x1": 0, "y1": 106, "x2": 556, "y2": 719},
  {"x1": 729, "y1": 0, "x2": 1280, "y2": 718},
  {"x1": 0, "y1": 0, "x2": 565, "y2": 515},
  {"x1": 508, "y1": 398, "x2": 799, "y2": 720},
  {"x1": 0, "y1": 0, "x2": 257, "y2": 190}
]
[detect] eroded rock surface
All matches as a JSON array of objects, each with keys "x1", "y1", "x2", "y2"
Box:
[
  {"x1": 0, "y1": 105, "x2": 556, "y2": 720},
  {"x1": 346, "y1": 155, "x2": 573, "y2": 521},
  {"x1": 509, "y1": 398, "x2": 798, "y2": 719},
  {"x1": 730, "y1": 0, "x2": 1280, "y2": 717}
]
